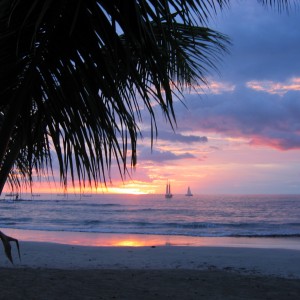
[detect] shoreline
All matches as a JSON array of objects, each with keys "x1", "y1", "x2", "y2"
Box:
[
  {"x1": 2, "y1": 227, "x2": 300, "y2": 250},
  {"x1": 2, "y1": 228, "x2": 300, "y2": 277},
  {"x1": 1, "y1": 228, "x2": 300, "y2": 278},
  {"x1": 1, "y1": 240, "x2": 300, "y2": 278},
  {"x1": 1, "y1": 238, "x2": 300, "y2": 299}
]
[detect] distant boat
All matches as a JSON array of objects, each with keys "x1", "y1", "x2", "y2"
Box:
[
  {"x1": 185, "y1": 186, "x2": 193, "y2": 197},
  {"x1": 4, "y1": 192, "x2": 20, "y2": 201},
  {"x1": 165, "y1": 182, "x2": 173, "y2": 199}
]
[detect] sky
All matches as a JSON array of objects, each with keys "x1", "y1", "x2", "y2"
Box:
[{"x1": 5, "y1": 1, "x2": 300, "y2": 195}]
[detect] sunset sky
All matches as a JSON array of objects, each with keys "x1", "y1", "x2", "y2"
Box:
[{"x1": 5, "y1": 1, "x2": 300, "y2": 195}]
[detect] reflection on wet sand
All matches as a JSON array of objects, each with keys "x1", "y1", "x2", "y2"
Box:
[{"x1": 1, "y1": 228, "x2": 300, "y2": 250}]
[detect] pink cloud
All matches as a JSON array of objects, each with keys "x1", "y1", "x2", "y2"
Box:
[
  {"x1": 249, "y1": 132, "x2": 300, "y2": 151},
  {"x1": 247, "y1": 77, "x2": 300, "y2": 96},
  {"x1": 188, "y1": 79, "x2": 235, "y2": 95},
  {"x1": 177, "y1": 86, "x2": 300, "y2": 151}
]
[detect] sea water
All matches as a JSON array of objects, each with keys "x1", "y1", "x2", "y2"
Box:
[{"x1": 1, "y1": 194, "x2": 300, "y2": 238}]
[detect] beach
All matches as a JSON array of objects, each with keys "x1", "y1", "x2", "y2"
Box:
[
  {"x1": 1, "y1": 194, "x2": 300, "y2": 299},
  {"x1": 1, "y1": 236, "x2": 300, "y2": 299}
]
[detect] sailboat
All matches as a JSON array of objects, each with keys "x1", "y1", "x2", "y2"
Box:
[
  {"x1": 185, "y1": 186, "x2": 193, "y2": 197},
  {"x1": 165, "y1": 182, "x2": 173, "y2": 199}
]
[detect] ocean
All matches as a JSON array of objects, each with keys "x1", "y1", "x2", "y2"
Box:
[{"x1": 1, "y1": 194, "x2": 300, "y2": 239}]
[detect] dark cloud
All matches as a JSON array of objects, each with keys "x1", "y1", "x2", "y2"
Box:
[
  {"x1": 138, "y1": 147, "x2": 195, "y2": 163},
  {"x1": 141, "y1": 130, "x2": 208, "y2": 143},
  {"x1": 209, "y1": 146, "x2": 220, "y2": 150}
]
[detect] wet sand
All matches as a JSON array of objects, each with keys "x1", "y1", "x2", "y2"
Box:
[{"x1": 0, "y1": 241, "x2": 300, "y2": 299}]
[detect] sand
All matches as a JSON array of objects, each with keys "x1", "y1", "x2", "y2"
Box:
[
  {"x1": 0, "y1": 241, "x2": 300, "y2": 299},
  {"x1": 1, "y1": 268, "x2": 300, "y2": 300}
]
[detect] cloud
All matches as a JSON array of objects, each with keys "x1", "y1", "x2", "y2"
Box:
[
  {"x1": 211, "y1": 1, "x2": 300, "y2": 83},
  {"x1": 209, "y1": 146, "x2": 220, "y2": 150},
  {"x1": 177, "y1": 87, "x2": 300, "y2": 151},
  {"x1": 140, "y1": 1, "x2": 300, "y2": 152},
  {"x1": 246, "y1": 77, "x2": 300, "y2": 96},
  {"x1": 138, "y1": 147, "x2": 195, "y2": 163},
  {"x1": 207, "y1": 80, "x2": 236, "y2": 94},
  {"x1": 169, "y1": 2, "x2": 300, "y2": 152},
  {"x1": 141, "y1": 130, "x2": 208, "y2": 143},
  {"x1": 249, "y1": 131, "x2": 300, "y2": 151},
  {"x1": 189, "y1": 80, "x2": 235, "y2": 95}
]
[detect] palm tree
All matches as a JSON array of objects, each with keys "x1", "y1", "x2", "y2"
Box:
[{"x1": 0, "y1": 0, "x2": 294, "y2": 262}]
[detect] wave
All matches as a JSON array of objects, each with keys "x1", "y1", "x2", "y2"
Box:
[
  {"x1": 2, "y1": 194, "x2": 300, "y2": 240},
  {"x1": 1, "y1": 224, "x2": 300, "y2": 239},
  {"x1": 1, "y1": 221, "x2": 300, "y2": 239},
  {"x1": 65, "y1": 203, "x2": 122, "y2": 208},
  {"x1": 228, "y1": 233, "x2": 300, "y2": 238},
  {"x1": 77, "y1": 220, "x2": 300, "y2": 229}
]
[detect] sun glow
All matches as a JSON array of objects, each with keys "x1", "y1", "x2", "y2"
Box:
[
  {"x1": 2, "y1": 179, "x2": 157, "y2": 195},
  {"x1": 112, "y1": 239, "x2": 147, "y2": 247},
  {"x1": 105, "y1": 187, "x2": 148, "y2": 195},
  {"x1": 105, "y1": 181, "x2": 157, "y2": 194}
]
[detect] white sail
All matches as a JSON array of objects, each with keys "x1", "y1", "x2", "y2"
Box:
[{"x1": 185, "y1": 186, "x2": 193, "y2": 196}]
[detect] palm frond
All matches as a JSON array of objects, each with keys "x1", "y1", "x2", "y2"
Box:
[
  {"x1": 0, "y1": 231, "x2": 21, "y2": 264},
  {"x1": 258, "y1": 0, "x2": 296, "y2": 11},
  {"x1": 0, "y1": 0, "x2": 229, "y2": 190}
]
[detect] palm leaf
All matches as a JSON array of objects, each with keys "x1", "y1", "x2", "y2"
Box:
[
  {"x1": 0, "y1": 231, "x2": 21, "y2": 264},
  {"x1": 0, "y1": 0, "x2": 230, "y2": 191}
]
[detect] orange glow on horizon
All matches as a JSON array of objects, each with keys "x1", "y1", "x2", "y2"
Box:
[
  {"x1": 2, "y1": 179, "x2": 160, "y2": 195},
  {"x1": 3, "y1": 133, "x2": 298, "y2": 195},
  {"x1": 112, "y1": 239, "x2": 148, "y2": 247}
]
